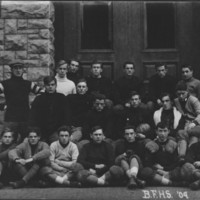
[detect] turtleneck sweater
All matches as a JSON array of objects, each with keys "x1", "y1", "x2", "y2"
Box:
[{"x1": 55, "y1": 74, "x2": 76, "y2": 96}]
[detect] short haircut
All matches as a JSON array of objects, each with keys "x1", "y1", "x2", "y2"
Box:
[
  {"x1": 156, "y1": 122, "x2": 169, "y2": 130},
  {"x1": 91, "y1": 125, "x2": 103, "y2": 133},
  {"x1": 57, "y1": 60, "x2": 67, "y2": 68},
  {"x1": 93, "y1": 92, "x2": 106, "y2": 101},
  {"x1": 181, "y1": 64, "x2": 193, "y2": 71},
  {"x1": 123, "y1": 61, "x2": 135, "y2": 69},
  {"x1": 43, "y1": 76, "x2": 57, "y2": 85},
  {"x1": 69, "y1": 59, "x2": 79, "y2": 65},
  {"x1": 124, "y1": 125, "x2": 135, "y2": 132},
  {"x1": 175, "y1": 81, "x2": 187, "y2": 91},
  {"x1": 77, "y1": 78, "x2": 87, "y2": 85},
  {"x1": 160, "y1": 92, "x2": 173, "y2": 102},
  {"x1": 1, "y1": 127, "x2": 17, "y2": 142},
  {"x1": 57, "y1": 125, "x2": 71, "y2": 136},
  {"x1": 129, "y1": 91, "x2": 140, "y2": 99},
  {"x1": 91, "y1": 60, "x2": 103, "y2": 69},
  {"x1": 155, "y1": 62, "x2": 167, "y2": 70},
  {"x1": 27, "y1": 126, "x2": 41, "y2": 137}
]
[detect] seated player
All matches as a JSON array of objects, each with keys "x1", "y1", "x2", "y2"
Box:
[
  {"x1": 0, "y1": 128, "x2": 17, "y2": 188},
  {"x1": 75, "y1": 126, "x2": 124, "y2": 187},
  {"x1": 141, "y1": 122, "x2": 183, "y2": 186},
  {"x1": 44, "y1": 126, "x2": 80, "y2": 187},
  {"x1": 8, "y1": 127, "x2": 50, "y2": 188},
  {"x1": 113, "y1": 125, "x2": 146, "y2": 189}
]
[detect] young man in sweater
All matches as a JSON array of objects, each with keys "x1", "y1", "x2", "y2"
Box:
[
  {"x1": 75, "y1": 126, "x2": 123, "y2": 187},
  {"x1": 174, "y1": 82, "x2": 200, "y2": 159},
  {"x1": 114, "y1": 125, "x2": 146, "y2": 189},
  {"x1": 9, "y1": 127, "x2": 50, "y2": 188},
  {"x1": 44, "y1": 125, "x2": 80, "y2": 187},
  {"x1": 66, "y1": 79, "x2": 92, "y2": 143},
  {"x1": 0, "y1": 59, "x2": 42, "y2": 141},
  {"x1": 176, "y1": 65, "x2": 200, "y2": 100},
  {"x1": 29, "y1": 76, "x2": 68, "y2": 144},
  {"x1": 0, "y1": 128, "x2": 17, "y2": 188},
  {"x1": 55, "y1": 60, "x2": 76, "y2": 96}
]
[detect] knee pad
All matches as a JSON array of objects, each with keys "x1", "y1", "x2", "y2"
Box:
[
  {"x1": 109, "y1": 165, "x2": 124, "y2": 180},
  {"x1": 177, "y1": 130, "x2": 188, "y2": 141},
  {"x1": 39, "y1": 166, "x2": 53, "y2": 176},
  {"x1": 140, "y1": 167, "x2": 154, "y2": 180},
  {"x1": 76, "y1": 170, "x2": 91, "y2": 183}
]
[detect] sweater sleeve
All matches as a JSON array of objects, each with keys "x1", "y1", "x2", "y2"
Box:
[
  {"x1": 77, "y1": 145, "x2": 95, "y2": 169},
  {"x1": 192, "y1": 98, "x2": 200, "y2": 124},
  {"x1": 0, "y1": 144, "x2": 17, "y2": 161},
  {"x1": 8, "y1": 142, "x2": 26, "y2": 161},
  {"x1": 32, "y1": 142, "x2": 50, "y2": 161},
  {"x1": 185, "y1": 143, "x2": 198, "y2": 163}
]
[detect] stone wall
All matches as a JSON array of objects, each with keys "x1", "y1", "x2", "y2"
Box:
[{"x1": 0, "y1": 1, "x2": 55, "y2": 83}]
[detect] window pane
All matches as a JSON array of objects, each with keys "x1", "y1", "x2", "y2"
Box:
[
  {"x1": 81, "y1": 2, "x2": 112, "y2": 49},
  {"x1": 146, "y1": 3, "x2": 175, "y2": 49}
]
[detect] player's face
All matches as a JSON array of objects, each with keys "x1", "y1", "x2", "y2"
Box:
[
  {"x1": 156, "y1": 65, "x2": 167, "y2": 78},
  {"x1": 91, "y1": 64, "x2": 102, "y2": 77},
  {"x1": 2, "y1": 132, "x2": 14, "y2": 145},
  {"x1": 156, "y1": 127, "x2": 170, "y2": 142},
  {"x1": 182, "y1": 67, "x2": 193, "y2": 80},
  {"x1": 69, "y1": 61, "x2": 79, "y2": 73},
  {"x1": 90, "y1": 129, "x2": 104, "y2": 144},
  {"x1": 28, "y1": 132, "x2": 40, "y2": 146},
  {"x1": 124, "y1": 128, "x2": 136, "y2": 143},
  {"x1": 124, "y1": 64, "x2": 135, "y2": 76},
  {"x1": 45, "y1": 80, "x2": 57, "y2": 94},
  {"x1": 59, "y1": 131, "x2": 70, "y2": 145},
  {"x1": 93, "y1": 99, "x2": 105, "y2": 112},
  {"x1": 161, "y1": 96, "x2": 173, "y2": 110},
  {"x1": 57, "y1": 64, "x2": 67, "y2": 78},
  {"x1": 77, "y1": 82, "x2": 88, "y2": 95},
  {"x1": 130, "y1": 95, "x2": 141, "y2": 108}
]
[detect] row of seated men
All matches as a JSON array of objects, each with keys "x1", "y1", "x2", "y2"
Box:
[{"x1": 1, "y1": 122, "x2": 200, "y2": 190}]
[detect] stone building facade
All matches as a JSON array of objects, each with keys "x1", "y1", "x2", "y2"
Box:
[{"x1": 0, "y1": 1, "x2": 54, "y2": 83}]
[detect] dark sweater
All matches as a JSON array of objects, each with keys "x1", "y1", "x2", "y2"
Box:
[
  {"x1": 77, "y1": 141, "x2": 114, "y2": 175},
  {"x1": 66, "y1": 93, "x2": 92, "y2": 127},
  {"x1": 0, "y1": 143, "x2": 17, "y2": 163},
  {"x1": 86, "y1": 76, "x2": 113, "y2": 99},
  {"x1": 29, "y1": 92, "x2": 67, "y2": 139},
  {"x1": 1, "y1": 76, "x2": 32, "y2": 122},
  {"x1": 83, "y1": 108, "x2": 113, "y2": 139},
  {"x1": 149, "y1": 74, "x2": 176, "y2": 102},
  {"x1": 113, "y1": 75, "x2": 142, "y2": 104}
]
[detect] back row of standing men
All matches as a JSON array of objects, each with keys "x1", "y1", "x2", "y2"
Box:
[{"x1": 1, "y1": 59, "x2": 200, "y2": 189}]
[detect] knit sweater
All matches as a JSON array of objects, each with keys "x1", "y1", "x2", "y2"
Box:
[
  {"x1": 55, "y1": 74, "x2": 76, "y2": 96},
  {"x1": 77, "y1": 141, "x2": 114, "y2": 175},
  {"x1": 9, "y1": 140, "x2": 50, "y2": 162},
  {"x1": 174, "y1": 95, "x2": 200, "y2": 124},
  {"x1": 0, "y1": 75, "x2": 42, "y2": 122},
  {"x1": 177, "y1": 78, "x2": 200, "y2": 100},
  {"x1": 50, "y1": 141, "x2": 79, "y2": 171}
]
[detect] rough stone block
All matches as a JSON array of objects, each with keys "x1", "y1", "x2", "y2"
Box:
[
  {"x1": 27, "y1": 67, "x2": 50, "y2": 82},
  {"x1": 28, "y1": 39, "x2": 50, "y2": 54},
  {"x1": 0, "y1": 20, "x2": 4, "y2": 29},
  {"x1": 1, "y1": 1, "x2": 54, "y2": 19},
  {"x1": 28, "y1": 34, "x2": 40, "y2": 39},
  {"x1": 0, "y1": 66, "x2": 3, "y2": 81},
  {"x1": 18, "y1": 19, "x2": 28, "y2": 29},
  {"x1": 3, "y1": 65, "x2": 12, "y2": 80},
  {"x1": 28, "y1": 54, "x2": 40, "y2": 60},
  {"x1": 0, "y1": 51, "x2": 15, "y2": 65},
  {"x1": 40, "y1": 54, "x2": 54, "y2": 68},
  {"x1": 0, "y1": 31, "x2": 4, "y2": 45},
  {"x1": 0, "y1": 46, "x2": 4, "y2": 51},
  {"x1": 16, "y1": 51, "x2": 27, "y2": 59},
  {"x1": 18, "y1": 29, "x2": 39, "y2": 34},
  {"x1": 24, "y1": 60, "x2": 40, "y2": 68},
  {"x1": 5, "y1": 35, "x2": 27, "y2": 50},
  {"x1": 5, "y1": 19, "x2": 17, "y2": 34},
  {"x1": 28, "y1": 19, "x2": 53, "y2": 29}
]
